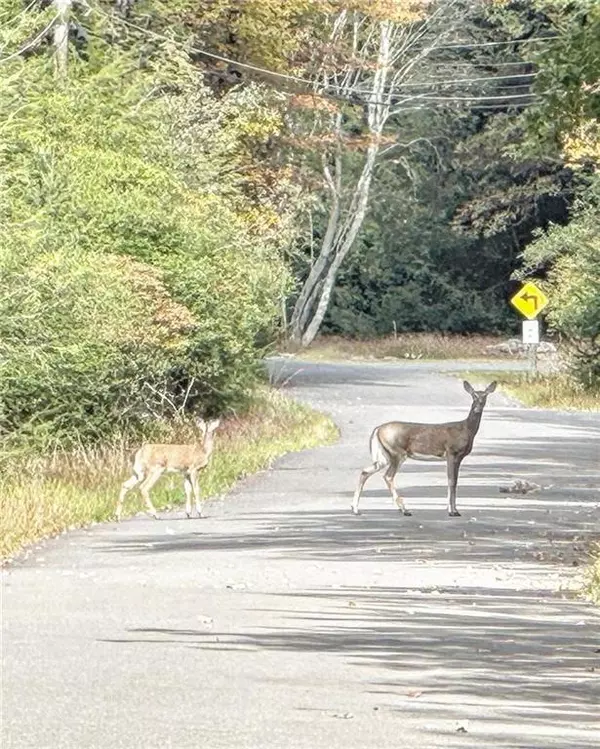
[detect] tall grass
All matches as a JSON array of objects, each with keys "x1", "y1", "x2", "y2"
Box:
[
  {"x1": 280, "y1": 333, "x2": 513, "y2": 362},
  {"x1": 0, "y1": 389, "x2": 338, "y2": 561},
  {"x1": 456, "y1": 371, "x2": 600, "y2": 411}
]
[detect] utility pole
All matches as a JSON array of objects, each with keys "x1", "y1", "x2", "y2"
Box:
[{"x1": 53, "y1": 0, "x2": 71, "y2": 79}]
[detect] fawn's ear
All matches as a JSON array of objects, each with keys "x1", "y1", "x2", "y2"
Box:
[
  {"x1": 208, "y1": 418, "x2": 221, "y2": 432},
  {"x1": 463, "y1": 380, "x2": 476, "y2": 397},
  {"x1": 196, "y1": 417, "x2": 207, "y2": 436},
  {"x1": 486, "y1": 381, "x2": 498, "y2": 394}
]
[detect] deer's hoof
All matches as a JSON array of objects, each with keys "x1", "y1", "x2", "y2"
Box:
[
  {"x1": 448, "y1": 510, "x2": 461, "y2": 517},
  {"x1": 351, "y1": 506, "x2": 361, "y2": 516},
  {"x1": 402, "y1": 510, "x2": 413, "y2": 517}
]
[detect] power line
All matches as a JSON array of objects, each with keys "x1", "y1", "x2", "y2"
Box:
[
  {"x1": 428, "y1": 60, "x2": 537, "y2": 68},
  {"x1": 431, "y1": 35, "x2": 560, "y2": 50},
  {"x1": 381, "y1": 71, "x2": 537, "y2": 89},
  {"x1": 0, "y1": 14, "x2": 57, "y2": 64},
  {"x1": 92, "y1": 5, "x2": 553, "y2": 101},
  {"x1": 412, "y1": 90, "x2": 539, "y2": 102}
]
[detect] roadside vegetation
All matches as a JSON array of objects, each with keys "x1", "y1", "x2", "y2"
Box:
[
  {"x1": 455, "y1": 371, "x2": 600, "y2": 412},
  {"x1": 0, "y1": 390, "x2": 337, "y2": 562},
  {"x1": 280, "y1": 333, "x2": 514, "y2": 362},
  {"x1": 586, "y1": 551, "x2": 600, "y2": 605}
]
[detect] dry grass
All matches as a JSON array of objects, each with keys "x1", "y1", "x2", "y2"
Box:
[
  {"x1": 0, "y1": 389, "x2": 338, "y2": 561},
  {"x1": 280, "y1": 333, "x2": 513, "y2": 362},
  {"x1": 586, "y1": 547, "x2": 600, "y2": 604},
  {"x1": 456, "y1": 370, "x2": 600, "y2": 411}
]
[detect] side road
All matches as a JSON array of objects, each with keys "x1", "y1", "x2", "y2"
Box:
[{"x1": 3, "y1": 360, "x2": 599, "y2": 749}]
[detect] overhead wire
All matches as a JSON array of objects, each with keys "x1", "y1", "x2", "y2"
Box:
[
  {"x1": 90, "y1": 4, "x2": 554, "y2": 103},
  {"x1": 0, "y1": 14, "x2": 58, "y2": 64}
]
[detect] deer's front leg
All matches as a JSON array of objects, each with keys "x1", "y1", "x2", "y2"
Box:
[
  {"x1": 446, "y1": 454, "x2": 462, "y2": 517},
  {"x1": 184, "y1": 475, "x2": 194, "y2": 518},
  {"x1": 191, "y1": 471, "x2": 204, "y2": 518}
]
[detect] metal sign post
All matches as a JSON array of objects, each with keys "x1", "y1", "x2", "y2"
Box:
[{"x1": 510, "y1": 282, "x2": 549, "y2": 374}]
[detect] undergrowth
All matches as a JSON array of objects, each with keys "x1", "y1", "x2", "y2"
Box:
[
  {"x1": 280, "y1": 333, "x2": 512, "y2": 362},
  {"x1": 0, "y1": 389, "x2": 338, "y2": 561},
  {"x1": 456, "y1": 370, "x2": 599, "y2": 411}
]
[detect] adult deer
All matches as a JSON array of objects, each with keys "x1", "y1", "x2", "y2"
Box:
[
  {"x1": 352, "y1": 381, "x2": 496, "y2": 517},
  {"x1": 116, "y1": 418, "x2": 221, "y2": 521}
]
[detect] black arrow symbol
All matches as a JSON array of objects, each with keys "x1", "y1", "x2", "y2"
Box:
[{"x1": 521, "y1": 292, "x2": 539, "y2": 310}]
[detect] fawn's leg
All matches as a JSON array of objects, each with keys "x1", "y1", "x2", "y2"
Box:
[
  {"x1": 383, "y1": 455, "x2": 411, "y2": 516},
  {"x1": 116, "y1": 472, "x2": 142, "y2": 522},
  {"x1": 190, "y1": 470, "x2": 203, "y2": 517},
  {"x1": 183, "y1": 475, "x2": 194, "y2": 518},
  {"x1": 139, "y1": 467, "x2": 163, "y2": 519}
]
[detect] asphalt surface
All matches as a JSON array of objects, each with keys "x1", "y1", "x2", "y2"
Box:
[{"x1": 3, "y1": 359, "x2": 600, "y2": 749}]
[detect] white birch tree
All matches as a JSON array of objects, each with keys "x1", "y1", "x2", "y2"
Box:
[{"x1": 290, "y1": 1, "x2": 469, "y2": 346}]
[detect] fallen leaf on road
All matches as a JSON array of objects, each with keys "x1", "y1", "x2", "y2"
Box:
[
  {"x1": 331, "y1": 712, "x2": 354, "y2": 719},
  {"x1": 406, "y1": 690, "x2": 423, "y2": 698}
]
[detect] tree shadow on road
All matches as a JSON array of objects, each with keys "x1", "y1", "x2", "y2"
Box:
[{"x1": 105, "y1": 584, "x2": 600, "y2": 748}]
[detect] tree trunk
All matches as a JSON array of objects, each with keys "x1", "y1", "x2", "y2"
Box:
[
  {"x1": 290, "y1": 117, "x2": 343, "y2": 343},
  {"x1": 300, "y1": 143, "x2": 379, "y2": 346}
]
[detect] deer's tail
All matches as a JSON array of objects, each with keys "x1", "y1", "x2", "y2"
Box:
[{"x1": 369, "y1": 427, "x2": 390, "y2": 468}]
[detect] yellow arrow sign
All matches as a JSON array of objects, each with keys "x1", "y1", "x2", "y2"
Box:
[{"x1": 510, "y1": 281, "x2": 549, "y2": 320}]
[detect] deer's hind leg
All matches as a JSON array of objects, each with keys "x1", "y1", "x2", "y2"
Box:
[
  {"x1": 139, "y1": 466, "x2": 163, "y2": 519},
  {"x1": 383, "y1": 454, "x2": 412, "y2": 516},
  {"x1": 352, "y1": 461, "x2": 384, "y2": 516},
  {"x1": 116, "y1": 471, "x2": 143, "y2": 522}
]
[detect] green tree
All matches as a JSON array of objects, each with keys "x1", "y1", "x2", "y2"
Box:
[{"x1": 0, "y1": 2, "x2": 292, "y2": 447}]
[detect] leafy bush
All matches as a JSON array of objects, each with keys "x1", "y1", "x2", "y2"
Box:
[
  {"x1": 521, "y1": 180, "x2": 600, "y2": 390},
  {"x1": 0, "y1": 26, "x2": 290, "y2": 449},
  {"x1": 0, "y1": 244, "x2": 195, "y2": 448}
]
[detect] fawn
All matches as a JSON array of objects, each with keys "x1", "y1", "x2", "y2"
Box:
[{"x1": 116, "y1": 418, "x2": 221, "y2": 521}]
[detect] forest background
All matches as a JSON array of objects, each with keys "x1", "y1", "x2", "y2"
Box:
[{"x1": 0, "y1": 0, "x2": 598, "y2": 554}]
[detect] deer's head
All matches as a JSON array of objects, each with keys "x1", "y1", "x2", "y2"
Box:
[
  {"x1": 195, "y1": 417, "x2": 221, "y2": 441},
  {"x1": 463, "y1": 380, "x2": 497, "y2": 415},
  {"x1": 206, "y1": 418, "x2": 221, "y2": 435}
]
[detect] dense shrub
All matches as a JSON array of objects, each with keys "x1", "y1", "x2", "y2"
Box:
[
  {"x1": 521, "y1": 180, "x2": 600, "y2": 390},
  {"x1": 0, "y1": 36, "x2": 290, "y2": 448},
  {"x1": 0, "y1": 244, "x2": 196, "y2": 448}
]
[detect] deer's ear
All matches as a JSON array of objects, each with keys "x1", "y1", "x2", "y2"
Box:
[
  {"x1": 463, "y1": 380, "x2": 476, "y2": 397},
  {"x1": 486, "y1": 381, "x2": 498, "y2": 394}
]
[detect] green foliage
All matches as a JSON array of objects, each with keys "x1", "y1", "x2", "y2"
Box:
[
  {"x1": 0, "y1": 245, "x2": 194, "y2": 448},
  {"x1": 319, "y1": 137, "x2": 519, "y2": 336},
  {"x1": 521, "y1": 180, "x2": 600, "y2": 389},
  {"x1": 528, "y1": 0, "x2": 600, "y2": 154},
  {"x1": 0, "y1": 10, "x2": 291, "y2": 449}
]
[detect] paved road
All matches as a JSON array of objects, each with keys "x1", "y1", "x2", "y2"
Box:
[{"x1": 3, "y1": 360, "x2": 600, "y2": 749}]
